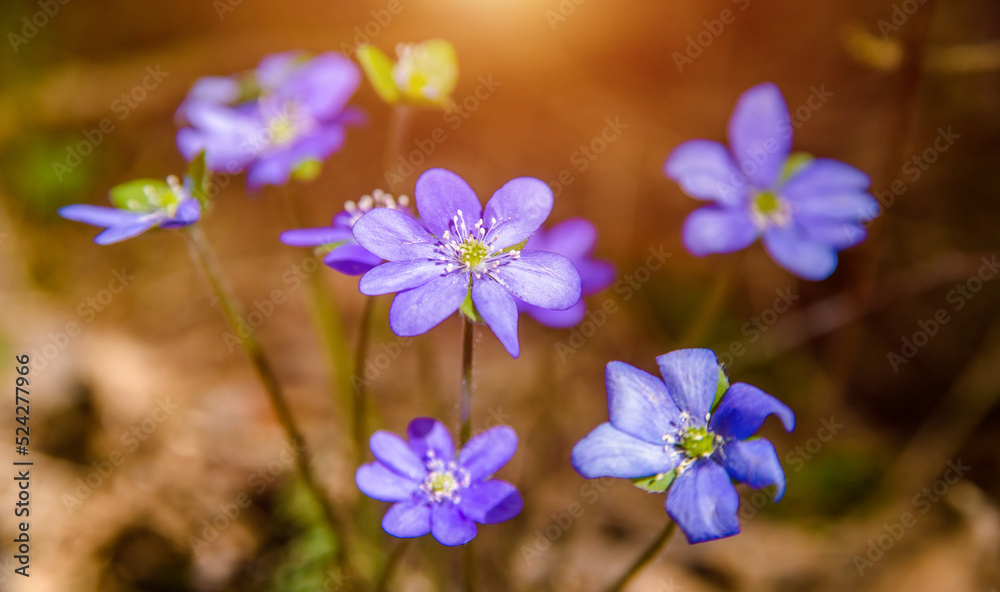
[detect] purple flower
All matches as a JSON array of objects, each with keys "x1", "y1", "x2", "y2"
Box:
[
  {"x1": 356, "y1": 417, "x2": 523, "y2": 546},
  {"x1": 176, "y1": 51, "x2": 364, "y2": 190},
  {"x1": 280, "y1": 189, "x2": 412, "y2": 276},
  {"x1": 571, "y1": 349, "x2": 795, "y2": 544},
  {"x1": 351, "y1": 168, "x2": 582, "y2": 358},
  {"x1": 665, "y1": 83, "x2": 878, "y2": 280},
  {"x1": 59, "y1": 175, "x2": 201, "y2": 244},
  {"x1": 515, "y1": 218, "x2": 615, "y2": 328}
]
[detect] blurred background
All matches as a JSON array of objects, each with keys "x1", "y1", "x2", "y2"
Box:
[{"x1": 1, "y1": 0, "x2": 999, "y2": 590}]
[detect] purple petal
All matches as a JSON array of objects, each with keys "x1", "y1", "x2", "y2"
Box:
[
  {"x1": 762, "y1": 226, "x2": 838, "y2": 280},
  {"x1": 164, "y1": 199, "x2": 201, "y2": 227},
  {"x1": 665, "y1": 139, "x2": 749, "y2": 206},
  {"x1": 579, "y1": 259, "x2": 616, "y2": 295},
  {"x1": 472, "y1": 277, "x2": 520, "y2": 358},
  {"x1": 457, "y1": 425, "x2": 517, "y2": 481},
  {"x1": 246, "y1": 153, "x2": 296, "y2": 190},
  {"x1": 407, "y1": 417, "x2": 455, "y2": 463},
  {"x1": 792, "y1": 191, "x2": 879, "y2": 222},
  {"x1": 523, "y1": 300, "x2": 586, "y2": 329},
  {"x1": 370, "y1": 431, "x2": 427, "y2": 481},
  {"x1": 708, "y1": 382, "x2": 795, "y2": 441},
  {"x1": 718, "y1": 439, "x2": 786, "y2": 501},
  {"x1": 526, "y1": 218, "x2": 596, "y2": 258},
  {"x1": 356, "y1": 462, "x2": 418, "y2": 502},
  {"x1": 415, "y1": 169, "x2": 483, "y2": 239},
  {"x1": 323, "y1": 243, "x2": 382, "y2": 275},
  {"x1": 274, "y1": 52, "x2": 361, "y2": 119},
  {"x1": 727, "y1": 83, "x2": 792, "y2": 189},
  {"x1": 458, "y1": 480, "x2": 523, "y2": 524},
  {"x1": 682, "y1": 206, "x2": 759, "y2": 256},
  {"x1": 491, "y1": 251, "x2": 581, "y2": 311},
  {"x1": 280, "y1": 226, "x2": 351, "y2": 247},
  {"x1": 352, "y1": 208, "x2": 440, "y2": 261},
  {"x1": 431, "y1": 504, "x2": 477, "y2": 546},
  {"x1": 666, "y1": 459, "x2": 741, "y2": 544},
  {"x1": 359, "y1": 260, "x2": 447, "y2": 295},
  {"x1": 388, "y1": 272, "x2": 468, "y2": 336},
  {"x1": 94, "y1": 217, "x2": 161, "y2": 245},
  {"x1": 797, "y1": 217, "x2": 868, "y2": 249},
  {"x1": 606, "y1": 361, "x2": 683, "y2": 445},
  {"x1": 383, "y1": 501, "x2": 432, "y2": 538},
  {"x1": 571, "y1": 423, "x2": 677, "y2": 479},
  {"x1": 781, "y1": 158, "x2": 870, "y2": 198},
  {"x1": 482, "y1": 177, "x2": 554, "y2": 249},
  {"x1": 59, "y1": 205, "x2": 138, "y2": 228},
  {"x1": 655, "y1": 349, "x2": 720, "y2": 423}
]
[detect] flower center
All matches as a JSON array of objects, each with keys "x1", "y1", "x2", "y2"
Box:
[
  {"x1": 662, "y1": 411, "x2": 723, "y2": 473},
  {"x1": 419, "y1": 457, "x2": 469, "y2": 504},
  {"x1": 750, "y1": 190, "x2": 791, "y2": 228},
  {"x1": 259, "y1": 100, "x2": 315, "y2": 151},
  {"x1": 459, "y1": 238, "x2": 490, "y2": 267},
  {"x1": 437, "y1": 210, "x2": 520, "y2": 278},
  {"x1": 393, "y1": 42, "x2": 457, "y2": 101},
  {"x1": 678, "y1": 426, "x2": 717, "y2": 459}
]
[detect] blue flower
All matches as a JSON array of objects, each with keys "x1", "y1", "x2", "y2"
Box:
[
  {"x1": 515, "y1": 218, "x2": 616, "y2": 328},
  {"x1": 59, "y1": 175, "x2": 201, "y2": 244},
  {"x1": 351, "y1": 168, "x2": 582, "y2": 358},
  {"x1": 665, "y1": 83, "x2": 878, "y2": 280},
  {"x1": 356, "y1": 417, "x2": 523, "y2": 546},
  {"x1": 571, "y1": 349, "x2": 795, "y2": 544},
  {"x1": 279, "y1": 189, "x2": 412, "y2": 275},
  {"x1": 176, "y1": 51, "x2": 364, "y2": 190}
]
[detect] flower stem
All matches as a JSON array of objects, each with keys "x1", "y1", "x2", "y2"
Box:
[
  {"x1": 183, "y1": 225, "x2": 352, "y2": 574},
  {"x1": 679, "y1": 257, "x2": 739, "y2": 347},
  {"x1": 605, "y1": 519, "x2": 678, "y2": 592},
  {"x1": 351, "y1": 295, "x2": 376, "y2": 465},
  {"x1": 459, "y1": 314, "x2": 475, "y2": 446},
  {"x1": 384, "y1": 105, "x2": 414, "y2": 192},
  {"x1": 463, "y1": 541, "x2": 477, "y2": 592}
]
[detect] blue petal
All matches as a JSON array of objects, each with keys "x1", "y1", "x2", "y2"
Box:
[
  {"x1": 664, "y1": 139, "x2": 749, "y2": 206},
  {"x1": 94, "y1": 217, "x2": 161, "y2": 245},
  {"x1": 431, "y1": 504, "x2": 477, "y2": 546},
  {"x1": 762, "y1": 226, "x2": 838, "y2": 280},
  {"x1": 359, "y1": 260, "x2": 447, "y2": 295},
  {"x1": 407, "y1": 417, "x2": 455, "y2": 463},
  {"x1": 457, "y1": 425, "x2": 517, "y2": 481},
  {"x1": 383, "y1": 501, "x2": 432, "y2": 538},
  {"x1": 571, "y1": 423, "x2": 677, "y2": 479},
  {"x1": 356, "y1": 462, "x2": 418, "y2": 502},
  {"x1": 526, "y1": 218, "x2": 596, "y2": 258},
  {"x1": 797, "y1": 217, "x2": 868, "y2": 249},
  {"x1": 523, "y1": 300, "x2": 586, "y2": 329},
  {"x1": 352, "y1": 208, "x2": 440, "y2": 261},
  {"x1": 606, "y1": 361, "x2": 682, "y2": 444},
  {"x1": 59, "y1": 204, "x2": 138, "y2": 228},
  {"x1": 370, "y1": 431, "x2": 427, "y2": 481},
  {"x1": 727, "y1": 83, "x2": 792, "y2": 189},
  {"x1": 472, "y1": 277, "x2": 520, "y2": 358},
  {"x1": 655, "y1": 349, "x2": 720, "y2": 423},
  {"x1": 169, "y1": 199, "x2": 201, "y2": 227},
  {"x1": 708, "y1": 382, "x2": 795, "y2": 441},
  {"x1": 682, "y1": 206, "x2": 759, "y2": 256},
  {"x1": 458, "y1": 480, "x2": 523, "y2": 524},
  {"x1": 482, "y1": 177, "x2": 554, "y2": 249},
  {"x1": 273, "y1": 52, "x2": 361, "y2": 119},
  {"x1": 415, "y1": 168, "x2": 483, "y2": 239},
  {"x1": 490, "y1": 251, "x2": 581, "y2": 311},
  {"x1": 246, "y1": 152, "x2": 296, "y2": 190},
  {"x1": 388, "y1": 272, "x2": 468, "y2": 336},
  {"x1": 782, "y1": 158, "x2": 870, "y2": 196},
  {"x1": 281, "y1": 226, "x2": 349, "y2": 246},
  {"x1": 666, "y1": 459, "x2": 741, "y2": 544},
  {"x1": 718, "y1": 439, "x2": 786, "y2": 501},
  {"x1": 323, "y1": 243, "x2": 382, "y2": 275}
]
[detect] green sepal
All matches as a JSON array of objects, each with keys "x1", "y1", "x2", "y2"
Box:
[
  {"x1": 313, "y1": 240, "x2": 347, "y2": 258},
  {"x1": 712, "y1": 365, "x2": 730, "y2": 412},
  {"x1": 357, "y1": 45, "x2": 400, "y2": 104},
  {"x1": 631, "y1": 470, "x2": 677, "y2": 493},
  {"x1": 780, "y1": 152, "x2": 814, "y2": 183},
  {"x1": 292, "y1": 158, "x2": 323, "y2": 183},
  {"x1": 459, "y1": 289, "x2": 483, "y2": 323},
  {"x1": 500, "y1": 238, "x2": 529, "y2": 254},
  {"x1": 109, "y1": 179, "x2": 170, "y2": 212},
  {"x1": 186, "y1": 150, "x2": 210, "y2": 207}
]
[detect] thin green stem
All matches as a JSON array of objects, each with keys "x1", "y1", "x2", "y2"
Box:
[
  {"x1": 459, "y1": 315, "x2": 474, "y2": 446},
  {"x1": 383, "y1": 105, "x2": 414, "y2": 192},
  {"x1": 183, "y1": 225, "x2": 352, "y2": 576},
  {"x1": 605, "y1": 519, "x2": 678, "y2": 592},
  {"x1": 679, "y1": 258, "x2": 739, "y2": 347},
  {"x1": 375, "y1": 539, "x2": 409, "y2": 592},
  {"x1": 351, "y1": 296, "x2": 376, "y2": 465}
]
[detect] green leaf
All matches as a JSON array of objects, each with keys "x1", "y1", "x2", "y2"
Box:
[
  {"x1": 186, "y1": 151, "x2": 209, "y2": 207},
  {"x1": 712, "y1": 365, "x2": 730, "y2": 412},
  {"x1": 500, "y1": 238, "x2": 528, "y2": 254},
  {"x1": 631, "y1": 470, "x2": 677, "y2": 493},
  {"x1": 292, "y1": 158, "x2": 323, "y2": 183},
  {"x1": 357, "y1": 44, "x2": 400, "y2": 104},
  {"x1": 459, "y1": 289, "x2": 483, "y2": 323},
  {"x1": 109, "y1": 179, "x2": 170, "y2": 212},
  {"x1": 780, "y1": 152, "x2": 814, "y2": 182}
]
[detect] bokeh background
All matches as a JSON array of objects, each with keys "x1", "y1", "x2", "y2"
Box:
[{"x1": 1, "y1": 0, "x2": 999, "y2": 590}]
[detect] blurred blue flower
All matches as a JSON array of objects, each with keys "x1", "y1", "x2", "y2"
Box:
[
  {"x1": 571, "y1": 349, "x2": 795, "y2": 544},
  {"x1": 356, "y1": 417, "x2": 523, "y2": 546},
  {"x1": 351, "y1": 168, "x2": 582, "y2": 358},
  {"x1": 176, "y1": 51, "x2": 364, "y2": 190},
  {"x1": 59, "y1": 175, "x2": 201, "y2": 244},
  {"x1": 665, "y1": 83, "x2": 878, "y2": 280},
  {"x1": 280, "y1": 189, "x2": 412, "y2": 276}
]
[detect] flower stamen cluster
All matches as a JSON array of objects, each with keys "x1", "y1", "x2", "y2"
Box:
[
  {"x1": 437, "y1": 210, "x2": 521, "y2": 278},
  {"x1": 344, "y1": 189, "x2": 409, "y2": 226},
  {"x1": 419, "y1": 455, "x2": 471, "y2": 504}
]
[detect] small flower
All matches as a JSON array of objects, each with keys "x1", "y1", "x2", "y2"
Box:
[
  {"x1": 356, "y1": 417, "x2": 523, "y2": 546},
  {"x1": 664, "y1": 83, "x2": 878, "y2": 280},
  {"x1": 59, "y1": 174, "x2": 201, "y2": 244},
  {"x1": 515, "y1": 218, "x2": 616, "y2": 328},
  {"x1": 571, "y1": 349, "x2": 795, "y2": 544},
  {"x1": 176, "y1": 51, "x2": 364, "y2": 190},
  {"x1": 279, "y1": 189, "x2": 412, "y2": 275},
  {"x1": 357, "y1": 39, "x2": 458, "y2": 109},
  {"x1": 351, "y1": 168, "x2": 582, "y2": 358}
]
